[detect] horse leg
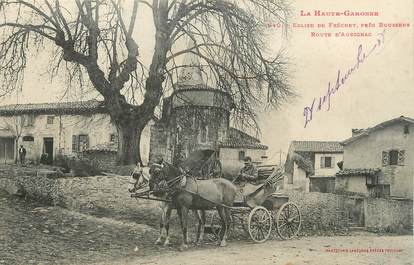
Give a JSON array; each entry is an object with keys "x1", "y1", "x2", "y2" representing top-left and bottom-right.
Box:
[
  {"x1": 178, "y1": 206, "x2": 189, "y2": 250},
  {"x1": 224, "y1": 208, "x2": 232, "y2": 241},
  {"x1": 193, "y1": 210, "x2": 201, "y2": 244},
  {"x1": 155, "y1": 203, "x2": 166, "y2": 245},
  {"x1": 198, "y1": 210, "x2": 206, "y2": 244},
  {"x1": 194, "y1": 210, "x2": 205, "y2": 244},
  {"x1": 217, "y1": 206, "x2": 228, "y2": 247},
  {"x1": 163, "y1": 204, "x2": 173, "y2": 246}
]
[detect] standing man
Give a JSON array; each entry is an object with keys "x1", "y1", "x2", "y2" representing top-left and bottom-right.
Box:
[{"x1": 18, "y1": 145, "x2": 26, "y2": 165}]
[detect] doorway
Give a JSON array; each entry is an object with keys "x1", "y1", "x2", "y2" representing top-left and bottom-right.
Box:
[
  {"x1": 43, "y1": 137, "x2": 54, "y2": 165},
  {"x1": 0, "y1": 137, "x2": 15, "y2": 164},
  {"x1": 346, "y1": 197, "x2": 365, "y2": 227}
]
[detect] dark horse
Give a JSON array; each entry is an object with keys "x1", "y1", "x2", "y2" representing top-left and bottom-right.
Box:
[
  {"x1": 129, "y1": 164, "x2": 205, "y2": 246},
  {"x1": 149, "y1": 161, "x2": 237, "y2": 249}
]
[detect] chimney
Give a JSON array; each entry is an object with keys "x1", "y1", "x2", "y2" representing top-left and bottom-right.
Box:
[{"x1": 352, "y1": 128, "x2": 363, "y2": 137}]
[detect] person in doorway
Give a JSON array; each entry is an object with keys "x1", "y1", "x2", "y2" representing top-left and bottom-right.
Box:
[{"x1": 18, "y1": 145, "x2": 26, "y2": 165}]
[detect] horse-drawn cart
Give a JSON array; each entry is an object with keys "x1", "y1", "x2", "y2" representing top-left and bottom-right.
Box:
[
  {"x1": 130, "y1": 163, "x2": 301, "y2": 244},
  {"x1": 206, "y1": 167, "x2": 301, "y2": 243},
  {"x1": 208, "y1": 192, "x2": 301, "y2": 243}
]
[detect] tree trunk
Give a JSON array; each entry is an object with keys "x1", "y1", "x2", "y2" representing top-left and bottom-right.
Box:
[
  {"x1": 116, "y1": 121, "x2": 143, "y2": 165},
  {"x1": 14, "y1": 137, "x2": 19, "y2": 164}
]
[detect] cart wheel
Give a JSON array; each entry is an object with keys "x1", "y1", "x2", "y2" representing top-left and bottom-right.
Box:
[
  {"x1": 248, "y1": 206, "x2": 272, "y2": 243},
  {"x1": 276, "y1": 202, "x2": 301, "y2": 240}
]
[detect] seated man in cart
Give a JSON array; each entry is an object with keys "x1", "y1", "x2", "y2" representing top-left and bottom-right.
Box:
[
  {"x1": 234, "y1": 156, "x2": 260, "y2": 202},
  {"x1": 238, "y1": 156, "x2": 259, "y2": 183}
]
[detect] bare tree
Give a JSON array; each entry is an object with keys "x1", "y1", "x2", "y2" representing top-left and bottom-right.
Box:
[
  {"x1": 0, "y1": 0, "x2": 293, "y2": 165},
  {"x1": 0, "y1": 116, "x2": 25, "y2": 163}
]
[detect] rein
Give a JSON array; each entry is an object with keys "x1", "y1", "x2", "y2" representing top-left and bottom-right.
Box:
[{"x1": 165, "y1": 175, "x2": 183, "y2": 190}]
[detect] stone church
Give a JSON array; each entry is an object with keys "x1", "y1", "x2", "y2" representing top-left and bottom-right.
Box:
[{"x1": 149, "y1": 50, "x2": 268, "y2": 177}]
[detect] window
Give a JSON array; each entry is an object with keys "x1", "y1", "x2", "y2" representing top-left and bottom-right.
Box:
[
  {"x1": 389, "y1": 150, "x2": 399, "y2": 165},
  {"x1": 22, "y1": 136, "x2": 34, "y2": 141},
  {"x1": 320, "y1": 156, "x2": 334, "y2": 168},
  {"x1": 72, "y1": 135, "x2": 77, "y2": 152},
  {"x1": 238, "y1": 150, "x2": 245, "y2": 161},
  {"x1": 404, "y1": 125, "x2": 410, "y2": 135},
  {"x1": 72, "y1": 134, "x2": 89, "y2": 152},
  {"x1": 47, "y1": 116, "x2": 54, "y2": 124},
  {"x1": 382, "y1": 149, "x2": 405, "y2": 166},
  {"x1": 24, "y1": 114, "x2": 35, "y2": 127},
  {"x1": 200, "y1": 125, "x2": 208, "y2": 143},
  {"x1": 110, "y1": 133, "x2": 117, "y2": 143}
]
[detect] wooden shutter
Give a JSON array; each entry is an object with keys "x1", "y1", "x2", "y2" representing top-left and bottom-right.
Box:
[
  {"x1": 86, "y1": 135, "x2": 89, "y2": 149},
  {"x1": 72, "y1": 135, "x2": 78, "y2": 152},
  {"x1": 320, "y1": 156, "x2": 324, "y2": 168},
  {"x1": 331, "y1": 157, "x2": 335, "y2": 168},
  {"x1": 398, "y1": 150, "x2": 405, "y2": 166},
  {"x1": 78, "y1": 134, "x2": 89, "y2": 152},
  {"x1": 382, "y1": 151, "x2": 389, "y2": 166},
  {"x1": 238, "y1": 151, "x2": 245, "y2": 161}
]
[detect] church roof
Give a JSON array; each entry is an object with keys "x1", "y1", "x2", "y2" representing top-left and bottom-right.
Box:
[
  {"x1": 176, "y1": 40, "x2": 205, "y2": 88},
  {"x1": 219, "y1": 127, "x2": 268, "y2": 150}
]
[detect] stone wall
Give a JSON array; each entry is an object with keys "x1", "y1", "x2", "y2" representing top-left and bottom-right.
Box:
[
  {"x1": 0, "y1": 172, "x2": 158, "y2": 214},
  {"x1": 365, "y1": 197, "x2": 413, "y2": 231},
  {"x1": 309, "y1": 177, "x2": 335, "y2": 193},
  {"x1": 284, "y1": 190, "x2": 412, "y2": 233},
  {"x1": 1, "y1": 174, "x2": 412, "y2": 234},
  {"x1": 285, "y1": 190, "x2": 349, "y2": 233},
  {"x1": 149, "y1": 124, "x2": 171, "y2": 163},
  {"x1": 81, "y1": 151, "x2": 117, "y2": 172}
]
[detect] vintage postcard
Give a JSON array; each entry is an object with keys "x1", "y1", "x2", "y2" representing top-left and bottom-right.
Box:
[{"x1": 0, "y1": 0, "x2": 412, "y2": 264}]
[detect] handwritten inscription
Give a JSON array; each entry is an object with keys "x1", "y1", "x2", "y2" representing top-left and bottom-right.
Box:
[{"x1": 303, "y1": 30, "x2": 386, "y2": 128}]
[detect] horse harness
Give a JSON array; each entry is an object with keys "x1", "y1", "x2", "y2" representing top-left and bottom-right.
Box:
[{"x1": 159, "y1": 173, "x2": 233, "y2": 209}]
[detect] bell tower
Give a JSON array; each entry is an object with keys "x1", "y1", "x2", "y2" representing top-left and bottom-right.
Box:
[{"x1": 169, "y1": 43, "x2": 234, "y2": 158}]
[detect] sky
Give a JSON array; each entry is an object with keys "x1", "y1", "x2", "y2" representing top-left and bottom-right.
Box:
[{"x1": 0, "y1": 0, "x2": 413, "y2": 164}]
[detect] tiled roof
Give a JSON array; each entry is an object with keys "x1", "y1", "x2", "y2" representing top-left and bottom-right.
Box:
[
  {"x1": 219, "y1": 139, "x2": 268, "y2": 150},
  {"x1": 0, "y1": 100, "x2": 106, "y2": 116},
  {"x1": 290, "y1": 141, "x2": 343, "y2": 153},
  {"x1": 219, "y1": 127, "x2": 268, "y2": 150},
  {"x1": 342, "y1": 116, "x2": 414, "y2": 145},
  {"x1": 336, "y1": 168, "x2": 381, "y2": 177}
]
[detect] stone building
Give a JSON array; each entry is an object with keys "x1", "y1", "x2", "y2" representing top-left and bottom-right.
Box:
[
  {"x1": 336, "y1": 116, "x2": 414, "y2": 199},
  {"x1": 284, "y1": 141, "x2": 343, "y2": 192},
  {"x1": 0, "y1": 100, "x2": 151, "y2": 165},
  {"x1": 149, "y1": 50, "x2": 268, "y2": 177}
]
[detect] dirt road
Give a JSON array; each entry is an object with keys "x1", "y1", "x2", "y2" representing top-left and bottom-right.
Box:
[
  {"x1": 111, "y1": 235, "x2": 413, "y2": 265},
  {"x1": 1, "y1": 192, "x2": 412, "y2": 265}
]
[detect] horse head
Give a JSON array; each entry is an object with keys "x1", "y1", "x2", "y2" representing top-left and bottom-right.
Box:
[
  {"x1": 128, "y1": 164, "x2": 151, "y2": 193},
  {"x1": 148, "y1": 160, "x2": 183, "y2": 196}
]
